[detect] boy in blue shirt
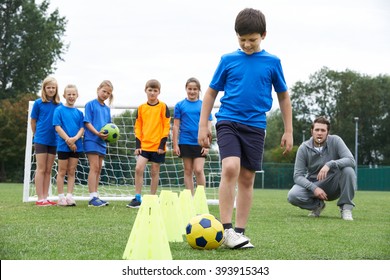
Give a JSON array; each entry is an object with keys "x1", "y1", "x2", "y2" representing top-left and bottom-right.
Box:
[{"x1": 198, "y1": 8, "x2": 293, "y2": 249}]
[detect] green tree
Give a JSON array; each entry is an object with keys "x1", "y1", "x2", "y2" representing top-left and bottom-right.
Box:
[
  {"x1": 0, "y1": 0, "x2": 67, "y2": 181},
  {"x1": 0, "y1": 94, "x2": 36, "y2": 181},
  {"x1": 332, "y1": 73, "x2": 390, "y2": 165},
  {"x1": 290, "y1": 67, "x2": 390, "y2": 165},
  {"x1": 0, "y1": 0, "x2": 67, "y2": 99}
]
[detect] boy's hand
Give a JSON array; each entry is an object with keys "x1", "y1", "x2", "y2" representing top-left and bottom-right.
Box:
[
  {"x1": 201, "y1": 147, "x2": 209, "y2": 156},
  {"x1": 198, "y1": 126, "x2": 212, "y2": 148},
  {"x1": 280, "y1": 132, "x2": 293, "y2": 155}
]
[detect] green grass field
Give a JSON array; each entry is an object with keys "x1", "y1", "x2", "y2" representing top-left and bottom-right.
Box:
[{"x1": 0, "y1": 183, "x2": 389, "y2": 260}]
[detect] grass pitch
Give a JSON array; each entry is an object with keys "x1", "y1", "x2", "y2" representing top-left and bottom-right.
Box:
[{"x1": 0, "y1": 183, "x2": 389, "y2": 260}]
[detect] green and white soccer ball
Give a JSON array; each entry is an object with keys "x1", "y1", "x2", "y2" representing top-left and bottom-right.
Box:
[
  {"x1": 100, "y1": 123, "x2": 120, "y2": 144},
  {"x1": 185, "y1": 213, "x2": 224, "y2": 250}
]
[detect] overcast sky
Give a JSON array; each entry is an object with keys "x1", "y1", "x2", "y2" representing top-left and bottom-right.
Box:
[{"x1": 45, "y1": 0, "x2": 390, "y2": 110}]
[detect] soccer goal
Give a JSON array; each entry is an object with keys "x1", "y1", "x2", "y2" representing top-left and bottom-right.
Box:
[{"x1": 23, "y1": 101, "x2": 221, "y2": 204}]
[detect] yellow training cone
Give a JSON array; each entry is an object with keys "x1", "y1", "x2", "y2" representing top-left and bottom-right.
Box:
[
  {"x1": 194, "y1": 185, "x2": 209, "y2": 215},
  {"x1": 122, "y1": 195, "x2": 172, "y2": 260},
  {"x1": 179, "y1": 189, "x2": 196, "y2": 230},
  {"x1": 159, "y1": 190, "x2": 184, "y2": 242}
]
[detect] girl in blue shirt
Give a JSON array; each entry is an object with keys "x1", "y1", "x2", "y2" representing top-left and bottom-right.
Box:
[
  {"x1": 30, "y1": 76, "x2": 61, "y2": 206},
  {"x1": 53, "y1": 84, "x2": 84, "y2": 206},
  {"x1": 83, "y1": 80, "x2": 113, "y2": 207},
  {"x1": 173, "y1": 78, "x2": 212, "y2": 195}
]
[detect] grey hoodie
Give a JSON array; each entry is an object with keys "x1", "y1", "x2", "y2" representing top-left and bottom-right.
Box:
[{"x1": 293, "y1": 134, "x2": 356, "y2": 192}]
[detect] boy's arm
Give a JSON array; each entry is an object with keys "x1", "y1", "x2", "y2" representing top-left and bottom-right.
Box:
[
  {"x1": 277, "y1": 91, "x2": 293, "y2": 155},
  {"x1": 198, "y1": 87, "x2": 218, "y2": 148},
  {"x1": 134, "y1": 108, "x2": 142, "y2": 149},
  {"x1": 158, "y1": 104, "x2": 171, "y2": 151}
]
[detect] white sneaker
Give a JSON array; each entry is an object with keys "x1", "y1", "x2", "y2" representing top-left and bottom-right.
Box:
[
  {"x1": 341, "y1": 209, "x2": 353, "y2": 221},
  {"x1": 223, "y1": 228, "x2": 249, "y2": 249},
  {"x1": 57, "y1": 197, "x2": 68, "y2": 206},
  {"x1": 66, "y1": 196, "x2": 76, "y2": 206},
  {"x1": 308, "y1": 201, "x2": 326, "y2": 217},
  {"x1": 240, "y1": 241, "x2": 255, "y2": 249}
]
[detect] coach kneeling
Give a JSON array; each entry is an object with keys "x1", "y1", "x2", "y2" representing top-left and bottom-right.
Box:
[{"x1": 287, "y1": 116, "x2": 356, "y2": 221}]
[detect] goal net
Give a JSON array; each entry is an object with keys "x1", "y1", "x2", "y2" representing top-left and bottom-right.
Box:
[{"x1": 23, "y1": 101, "x2": 222, "y2": 203}]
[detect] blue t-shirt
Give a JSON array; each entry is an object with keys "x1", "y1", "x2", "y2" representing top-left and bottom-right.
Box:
[
  {"x1": 53, "y1": 105, "x2": 84, "y2": 152},
  {"x1": 210, "y1": 49, "x2": 288, "y2": 129},
  {"x1": 83, "y1": 99, "x2": 111, "y2": 150},
  {"x1": 30, "y1": 98, "x2": 60, "y2": 146},
  {"x1": 174, "y1": 99, "x2": 212, "y2": 145}
]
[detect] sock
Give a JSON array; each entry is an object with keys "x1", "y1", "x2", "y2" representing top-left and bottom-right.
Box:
[
  {"x1": 235, "y1": 227, "x2": 245, "y2": 235},
  {"x1": 223, "y1": 223, "x2": 233, "y2": 230},
  {"x1": 66, "y1": 193, "x2": 73, "y2": 198},
  {"x1": 90, "y1": 192, "x2": 97, "y2": 199},
  {"x1": 135, "y1": 194, "x2": 142, "y2": 202},
  {"x1": 58, "y1": 193, "x2": 65, "y2": 199}
]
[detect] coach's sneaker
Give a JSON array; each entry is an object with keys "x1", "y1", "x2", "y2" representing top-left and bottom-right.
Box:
[
  {"x1": 88, "y1": 197, "x2": 105, "y2": 207},
  {"x1": 308, "y1": 201, "x2": 326, "y2": 217},
  {"x1": 57, "y1": 197, "x2": 68, "y2": 207},
  {"x1": 341, "y1": 209, "x2": 353, "y2": 221},
  {"x1": 127, "y1": 198, "x2": 141, "y2": 208},
  {"x1": 223, "y1": 228, "x2": 249, "y2": 249}
]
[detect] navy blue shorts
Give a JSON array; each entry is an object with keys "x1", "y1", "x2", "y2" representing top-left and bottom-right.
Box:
[
  {"x1": 216, "y1": 120, "x2": 265, "y2": 171},
  {"x1": 57, "y1": 151, "x2": 82, "y2": 160},
  {"x1": 140, "y1": 150, "x2": 166, "y2": 163},
  {"x1": 179, "y1": 144, "x2": 205, "y2": 158}
]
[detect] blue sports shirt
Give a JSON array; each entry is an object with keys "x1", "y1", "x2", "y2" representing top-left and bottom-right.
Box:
[
  {"x1": 174, "y1": 99, "x2": 213, "y2": 145},
  {"x1": 210, "y1": 49, "x2": 288, "y2": 129},
  {"x1": 83, "y1": 99, "x2": 111, "y2": 150},
  {"x1": 30, "y1": 98, "x2": 60, "y2": 146},
  {"x1": 53, "y1": 105, "x2": 84, "y2": 152}
]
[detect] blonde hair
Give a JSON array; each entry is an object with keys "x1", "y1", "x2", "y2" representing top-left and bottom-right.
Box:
[
  {"x1": 63, "y1": 84, "x2": 78, "y2": 96},
  {"x1": 41, "y1": 76, "x2": 60, "y2": 104},
  {"x1": 98, "y1": 80, "x2": 114, "y2": 105}
]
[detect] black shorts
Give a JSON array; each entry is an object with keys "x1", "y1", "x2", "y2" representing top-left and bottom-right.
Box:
[
  {"x1": 34, "y1": 143, "x2": 57, "y2": 155},
  {"x1": 179, "y1": 144, "x2": 206, "y2": 158},
  {"x1": 57, "y1": 151, "x2": 82, "y2": 160},
  {"x1": 140, "y1": 150, "x2": 166, "y2": 163},
  {"x1": 216, "y1": 120, "x2": 265, "y2": 171}
]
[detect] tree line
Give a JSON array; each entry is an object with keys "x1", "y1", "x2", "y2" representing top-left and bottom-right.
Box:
[{"x1": 1, "y1": 0, "x2": 389, "y2": 182}]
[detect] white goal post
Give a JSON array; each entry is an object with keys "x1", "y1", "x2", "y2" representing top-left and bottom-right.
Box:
[{"x1": 23, "y1": 101, "x2": 222, "y2": 203}]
